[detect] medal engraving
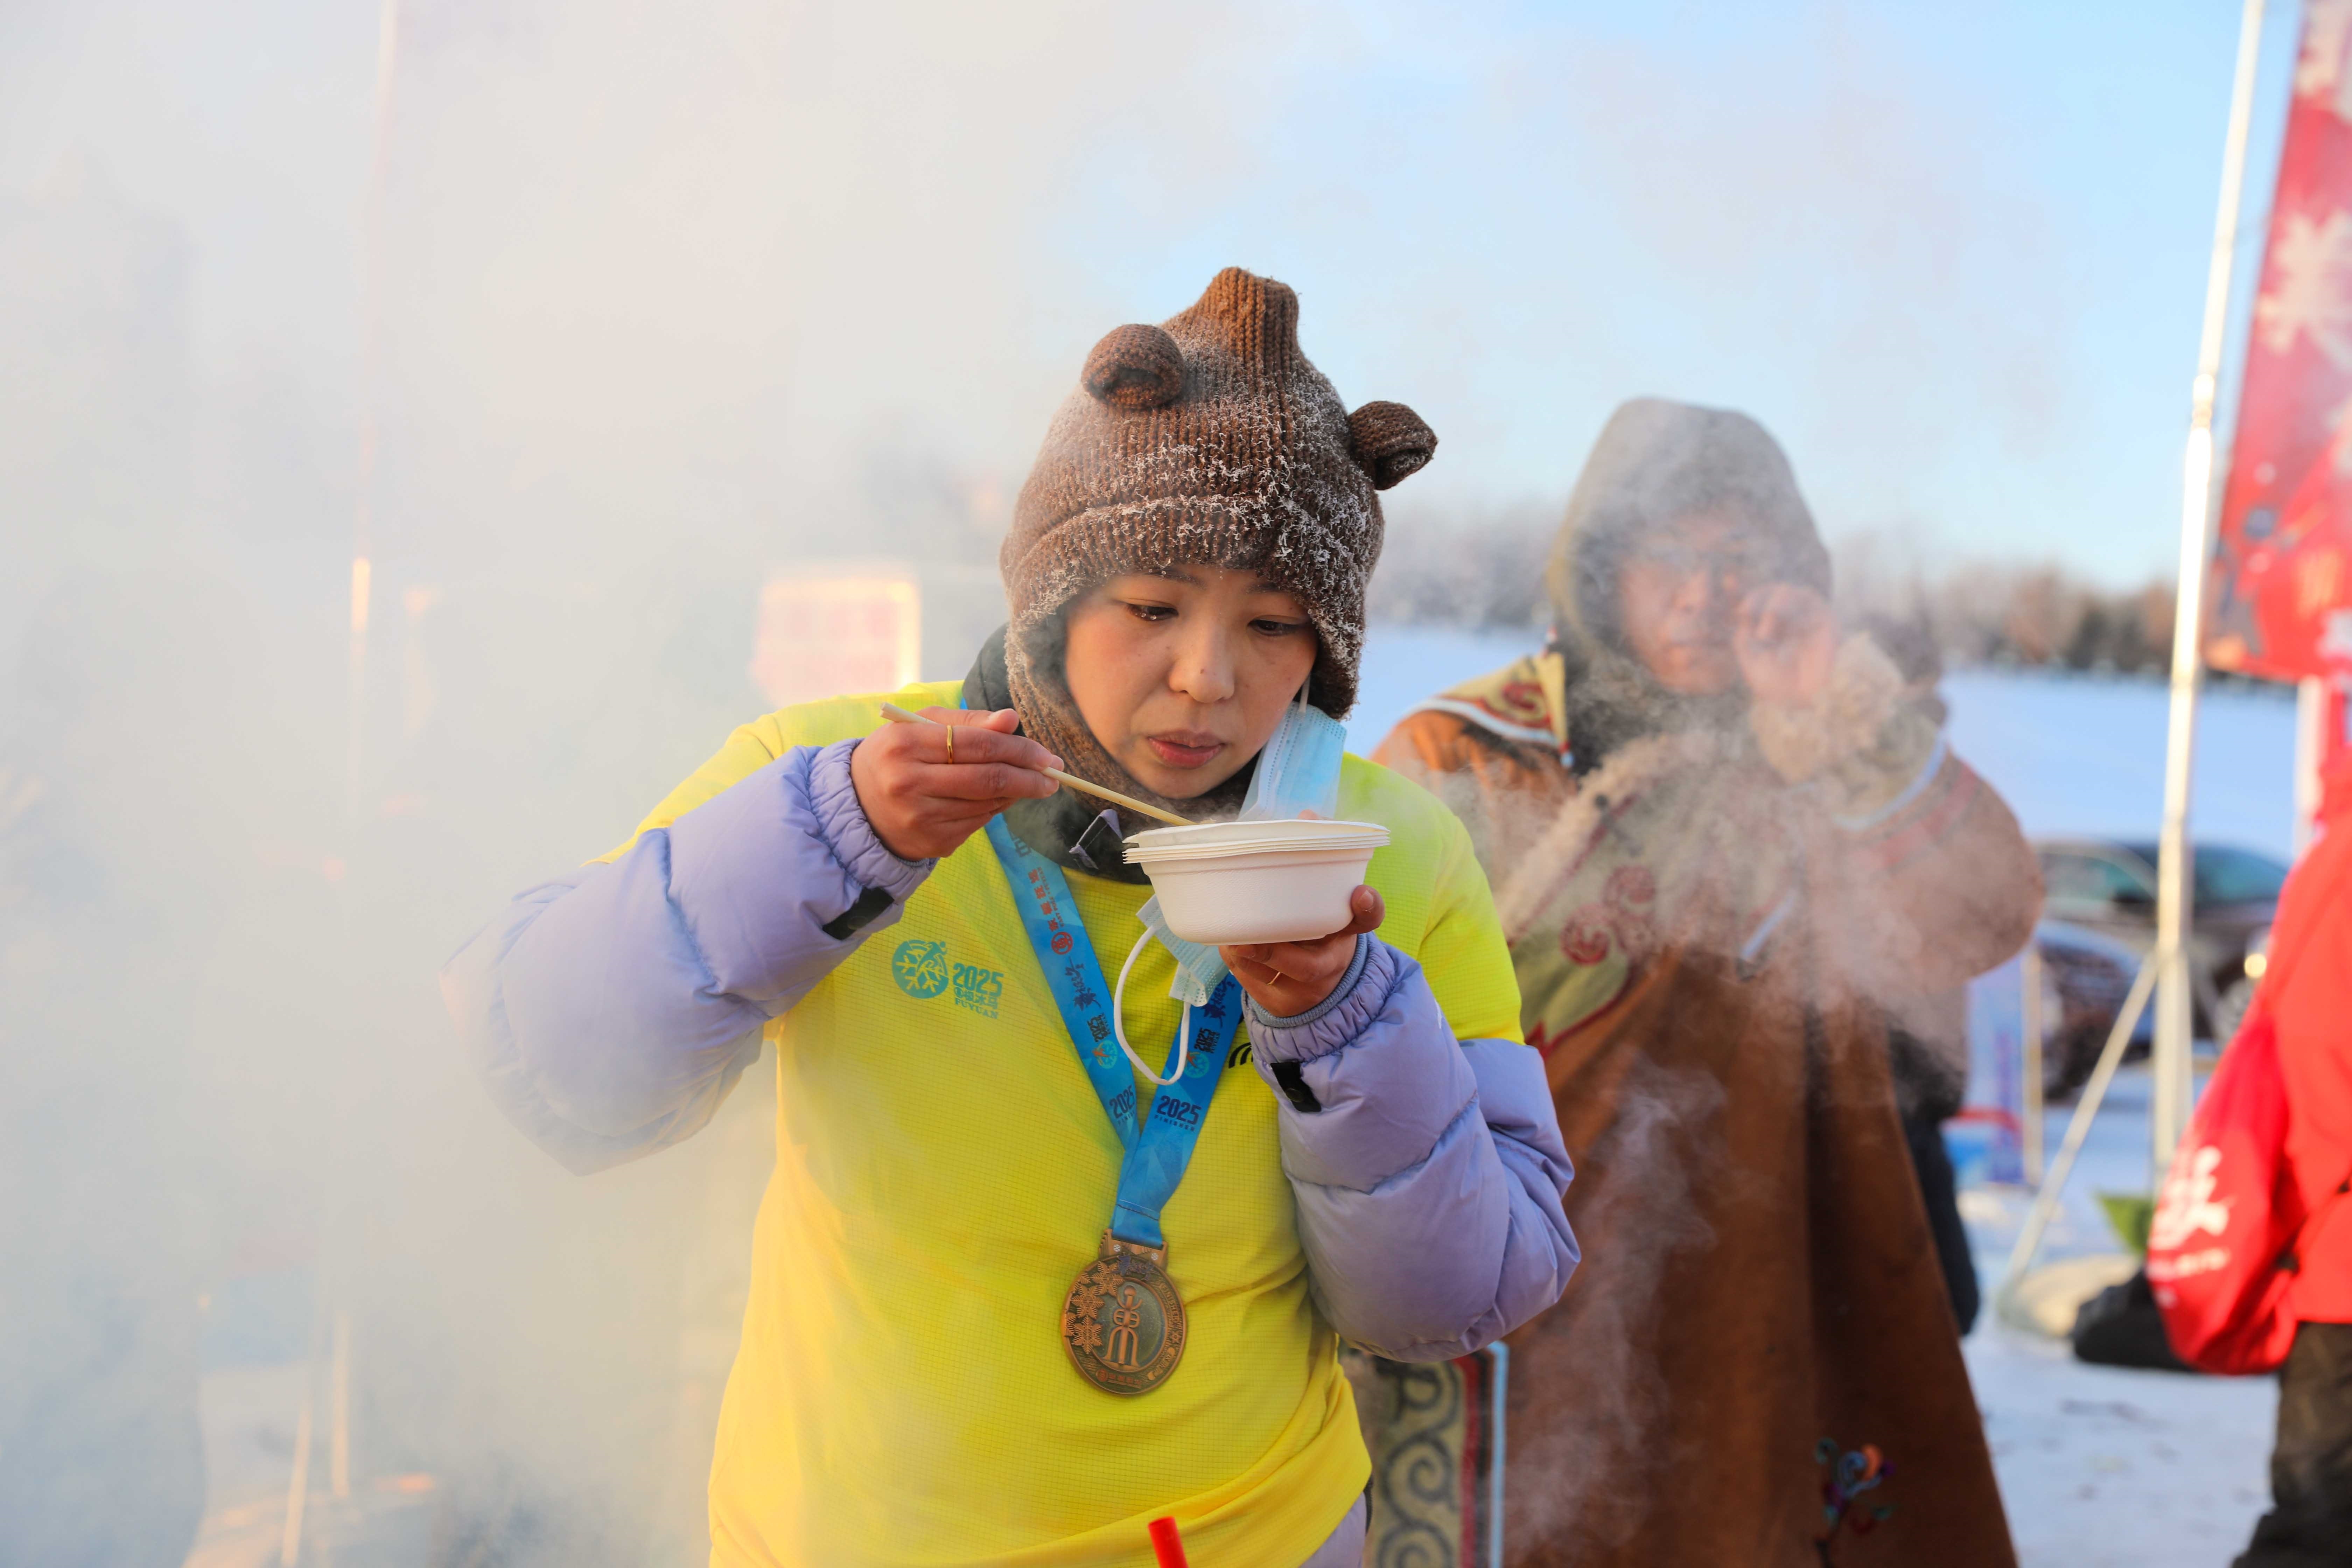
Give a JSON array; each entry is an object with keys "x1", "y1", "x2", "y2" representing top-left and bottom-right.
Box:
[{"x1": 1060, "y1": 1233, "x2": 1186, "y2": 1394}]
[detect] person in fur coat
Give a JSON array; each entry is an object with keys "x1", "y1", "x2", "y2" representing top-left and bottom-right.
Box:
[{"x1": 1372, "y1": 398, "x2": 2042, "y2": 1567}]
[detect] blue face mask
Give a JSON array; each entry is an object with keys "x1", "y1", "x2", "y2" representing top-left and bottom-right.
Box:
[
  {"x1": 1139, "y1": 681, "x2": 1350, "y2": 1003},
  {"x1": 1139, "y1": 894, "x2": 1228, "y2": 1008}
]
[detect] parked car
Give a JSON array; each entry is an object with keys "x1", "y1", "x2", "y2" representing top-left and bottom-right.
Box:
[
  {"x1": 2214, "y1": 924, "x2": 2272, "y2": 1048},
  {"x1": 2032, "y1": 836, "x2": 2287, "y2": 1048},
  {"x1": 2033, "y1": 918, "x2": 2156, "y2": 1100}
]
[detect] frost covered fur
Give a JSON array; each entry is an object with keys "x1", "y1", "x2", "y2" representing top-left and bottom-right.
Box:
[
  {"x1": 1000, "y1": 267, "x2": 1434, "y2": 805},
  {"x1": 1746, "y1": 631, "x2": 1905, "y2": 786}
]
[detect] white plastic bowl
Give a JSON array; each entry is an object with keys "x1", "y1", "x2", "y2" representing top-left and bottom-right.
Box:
[{"x1": 1124, "y1": 819, "x2": 1391, "y2": 946}]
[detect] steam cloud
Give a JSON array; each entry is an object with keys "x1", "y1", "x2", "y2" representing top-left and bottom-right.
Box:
[{"x1": 4, "y1": 1, "x2": 2085, "y2": 1561}]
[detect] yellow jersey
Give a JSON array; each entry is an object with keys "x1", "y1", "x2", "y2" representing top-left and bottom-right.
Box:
[{"x1": 614, "y1": 681, "x2": 1521, "y2": 1567}]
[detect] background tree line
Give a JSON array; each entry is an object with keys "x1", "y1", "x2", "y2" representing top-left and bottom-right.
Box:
[{"x1": 1368, "y1": 502, "x2": 2185, "y2": 677}]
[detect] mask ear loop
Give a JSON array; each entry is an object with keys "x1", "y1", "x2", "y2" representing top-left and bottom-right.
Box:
[{"x1": 1113, "y1": 926, "x2": 1192, "y2": 1086}]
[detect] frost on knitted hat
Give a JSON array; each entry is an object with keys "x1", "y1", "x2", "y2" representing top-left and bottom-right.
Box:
[{"x1": 1000, "y1": 266, "x2": 1435, "y2": 813}]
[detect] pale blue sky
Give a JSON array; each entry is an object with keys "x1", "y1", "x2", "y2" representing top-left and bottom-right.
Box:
[{"x1": 0, "y1": 0, "x2": 2309, "y2": 588}]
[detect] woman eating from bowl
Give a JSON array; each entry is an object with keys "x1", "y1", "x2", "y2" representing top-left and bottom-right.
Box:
[{"x1": 441, "y1": 268, "x2": 1576, "y2": 1568}]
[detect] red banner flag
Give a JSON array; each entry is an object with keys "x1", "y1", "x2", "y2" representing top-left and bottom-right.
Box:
[{"x1": 2210, "y1": 1, "x2": 2352, "y2": 682}]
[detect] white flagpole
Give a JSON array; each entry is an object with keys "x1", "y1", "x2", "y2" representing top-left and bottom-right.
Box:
[{"x1": 2154, "y1": 0, "x2": 2268, "y2": 1171}]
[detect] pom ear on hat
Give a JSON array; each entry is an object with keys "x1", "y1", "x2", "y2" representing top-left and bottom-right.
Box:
[
  {"x1": 1082, "y1": 324, "x2": 1186, "y2": 410},
  {"x1": 1347, "y1": 400, "x2": 1437, "y2": 489}
]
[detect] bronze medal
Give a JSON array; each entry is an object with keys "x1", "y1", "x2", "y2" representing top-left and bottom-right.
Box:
[{"x1": 1059, "y1": 1232, "x2": 1187, "y2": 1395}]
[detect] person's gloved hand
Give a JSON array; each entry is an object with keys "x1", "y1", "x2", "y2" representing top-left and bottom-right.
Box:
[
  {"x1": 1746, "y1": 626, "x2": 1912, "y2": 789},
  {"x1": 1221, "y1": 886, "x2": 1386, "y2": 1017}
]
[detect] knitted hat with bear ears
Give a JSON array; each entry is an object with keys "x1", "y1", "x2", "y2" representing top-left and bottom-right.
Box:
[{"x1": 1000, "y1": 266, "x2": 1436, "y2": 817}]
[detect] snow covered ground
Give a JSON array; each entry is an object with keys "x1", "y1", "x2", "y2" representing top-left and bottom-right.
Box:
[
  {"x1": 1965, "y1": 1314, "x2": 2275, "y2": 1568},
  {"x1": 1942, "y1": 668, "x2": 2298, "y2": 862},
  {"x1": 1962, "y1": 1064, "x2": 2278, "y2": 1567},
  {"x1": 1352, "y1": 625, "x2": 2296, "y2": 1565}
]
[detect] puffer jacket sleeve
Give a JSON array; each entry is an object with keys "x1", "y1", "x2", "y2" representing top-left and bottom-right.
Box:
[
  {"x1": 1246, "y1": 937, "x2": 1577, "y2": 1361},
  {"x1": 440, "y1": 737, "x2": 932, "y2": 1175}
]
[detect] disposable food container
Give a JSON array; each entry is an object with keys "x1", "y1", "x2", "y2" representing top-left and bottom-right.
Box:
[{"x1": 1123, "y1": 818, "x2": 1391, "y2": 946}]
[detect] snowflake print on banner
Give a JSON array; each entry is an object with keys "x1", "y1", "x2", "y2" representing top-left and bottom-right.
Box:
[
  {"x1": 2258, "y1": 209, "x2": 2352, "y2": 371},
  {"x1": 2302, "y1": 0, "x2": 2352, "y2": 118},
  {"x1": 2211, "y1": 0, "x2": 2352, "y2": 684}
]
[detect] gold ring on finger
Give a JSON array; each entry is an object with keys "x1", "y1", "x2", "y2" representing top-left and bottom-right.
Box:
[{"x1": 944, "y1": 725, "x2": 954, "y2": 763}]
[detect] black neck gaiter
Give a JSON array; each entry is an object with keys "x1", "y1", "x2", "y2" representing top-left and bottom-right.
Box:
[{"x1": 960, "y1": 627, "x2": 1256, "y2": 885}]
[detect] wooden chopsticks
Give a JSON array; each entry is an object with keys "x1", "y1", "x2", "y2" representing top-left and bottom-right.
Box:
[{"x1": 876, "y1": 702, "x2": 1194, "y2": 827}]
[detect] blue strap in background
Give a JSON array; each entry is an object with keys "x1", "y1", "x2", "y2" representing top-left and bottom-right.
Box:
[{"x1": 982, "y1": 816, "x2": 1240, "y2": 1251}]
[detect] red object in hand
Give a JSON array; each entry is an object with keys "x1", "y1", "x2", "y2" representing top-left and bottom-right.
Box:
[{"x1": 1148, "y1": 1516, "x2": 1188, "y2": 1568}]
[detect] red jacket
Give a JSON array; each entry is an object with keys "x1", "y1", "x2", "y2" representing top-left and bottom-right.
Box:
[{"x1": 2270, "y1": 819, "x2": 2352, "y2": 1322}]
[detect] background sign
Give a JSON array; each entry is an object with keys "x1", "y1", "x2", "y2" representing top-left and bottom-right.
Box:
[
  {"x1": 2210, "y1": 0, "x2": 2352, "y2": 687},
  {"x1": 749, "y1": 572, "x2": 921, "y2": 709}
]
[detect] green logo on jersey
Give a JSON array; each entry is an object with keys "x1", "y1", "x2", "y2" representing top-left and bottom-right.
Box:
[
  {"x1": 951, "y1": 961, "x2": 1003, "y2": 1017},
  {"x1": 891, "y1": 939, "x2": 950, "y2": 999}
]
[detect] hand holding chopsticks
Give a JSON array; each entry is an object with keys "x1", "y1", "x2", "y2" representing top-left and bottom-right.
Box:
[
  {"x1": 876, "y1": 702, "x2": 1192, "y2": 826},
  {"x1": 844, "y1": 704, "x2": 1060, "y2": 861}
]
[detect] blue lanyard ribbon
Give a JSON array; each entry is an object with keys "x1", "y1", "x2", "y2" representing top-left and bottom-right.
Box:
[{"x1": 983, "y1": 816, "x2": 1239, "y2": 1251}]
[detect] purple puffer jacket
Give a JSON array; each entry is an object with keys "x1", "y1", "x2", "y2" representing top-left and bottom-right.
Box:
[{"x1": 441, "y1": 738, "x2": 1576, "y2": 1362}]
